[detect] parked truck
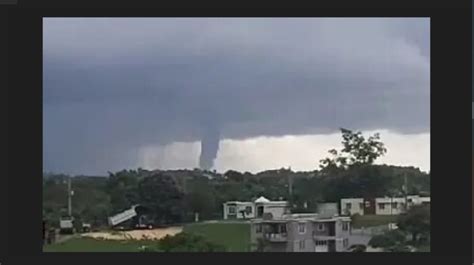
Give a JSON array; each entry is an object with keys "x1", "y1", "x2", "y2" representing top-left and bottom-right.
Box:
[
  {"x1": 108, "y1": 204, "x2": 153, "y2": 230},
  {"x1": 59, "y1": 216, "x2": 74, "y2": 234}
]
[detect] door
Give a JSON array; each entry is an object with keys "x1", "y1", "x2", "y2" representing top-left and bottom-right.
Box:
[
  {"x1": 257, "y1": 206, "x2": 264, "y2": 218},
  {"x1": 328, "y1": 222, "x2": 336, "y2": 236},
  {"x1": 363, "y1": 198, "x2": 376, "y2": 215},
  {"x1": 315, "y1": 240, "x2": 328, "y2": 252},
  {"x1": 328, "y1": 240, "x2": 337, "y2": 252}
]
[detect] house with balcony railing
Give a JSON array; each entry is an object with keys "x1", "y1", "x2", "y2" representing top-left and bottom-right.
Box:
[{"x1": 250, "y1": 213, "x2": 351, "y2": 252}]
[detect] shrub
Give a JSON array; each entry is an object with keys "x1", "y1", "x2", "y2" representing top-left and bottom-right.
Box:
[
  {"x1": 369, "y1": 229, "x2": 406, "y2": 249},
  {"x1": 144, "y1": 232, "x2": 227, "y2": 252}
]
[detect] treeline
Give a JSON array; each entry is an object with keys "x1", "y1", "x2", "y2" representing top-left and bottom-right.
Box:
[{"x1": 42, "y1": 129, "x2": 430, "y2": 227}]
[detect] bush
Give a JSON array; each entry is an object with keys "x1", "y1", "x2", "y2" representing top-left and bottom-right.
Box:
[
  {"x1": 348, "y1": 244, "x2": 366, "y2": 252},
  {"x1": 138, "y1": 245, "x2": 162, "y2": 252},
  {"x1": 369, "y1": 229, "x2": 406, "y2": 249},
  {"x1": 143, "y1": 232, "x2": 227, "y2": 252},
  {"x1": 397, "y1": 204, "x2": 430, "y2": 243},
  {"x1": 386, "y1": 244, "x2": 412, "y2": 252}
]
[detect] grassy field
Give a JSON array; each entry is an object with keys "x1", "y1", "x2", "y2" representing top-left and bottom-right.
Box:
[
  {"x1": 184, "y1": 222, "x2": 250, "y2": 252},
  {"x1": 351, "y1": 214, "x2": 398, "y2": 228},
  {"x1": 43, "y1": 237, "x2": 158, "y2": 252},
  {"x1": 416, "y1": 244, "x2": 430, "y2": 252},
  {"x1": 44, "y1": 222, "x2": 250, "y2": 252}
]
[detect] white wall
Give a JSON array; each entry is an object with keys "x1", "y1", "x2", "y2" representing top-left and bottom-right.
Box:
[
  {"x1": 340, "y1": 198, "x2": 364, "y2": 216},
  {"x1": 223, "y1": 203, "x2": 255, "y2": 219},
  {"x1": 375, "y1": 198, "x2": 406, "y2": 215},
  {"x1": 317, "y1": 203, "x2": 338, "y2": 217},
  {"x1": 263, "y1": 205, "x2": 288, "y2": 219}
]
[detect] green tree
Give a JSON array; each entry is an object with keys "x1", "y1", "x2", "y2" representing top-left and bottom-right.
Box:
[
  {"x1": 106, "y1": 170, "x2": 141, "y2": 213},
  {"x1": 369, "y1": 229, "x2": 407, "y2": 249},
  {"x1": 185, "y1": 178, "x2": 216, "y2": 221},
  {"x1": 319, "y1": 128, "x2": 387, "y2": 172},
  {"x1": 224, "y1": 170, "x2": 244, "y2": 182},
  {"x1": 397, "y1": 204, "x2": 430, "y2": 242},
  {"x1": 138, "y1": 173, "x2": 185, "y2": 225},
  {"x1": 317, "y1": 129, "x2": 391, "y2": 202}
]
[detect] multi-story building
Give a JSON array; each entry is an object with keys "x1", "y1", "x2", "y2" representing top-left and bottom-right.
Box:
[{"x1": 250, "y1": 213, "x2": 351, "y2": 252}]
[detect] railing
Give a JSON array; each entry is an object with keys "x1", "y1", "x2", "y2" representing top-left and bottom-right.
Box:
[
  {"x1": 264, "y1": 233, "x2": 288, "y2": 242},
  {"x1": 313, "y1": 231, "x2": 336, "y2": 240}
]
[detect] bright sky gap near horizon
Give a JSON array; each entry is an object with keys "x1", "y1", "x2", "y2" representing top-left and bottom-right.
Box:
[{"x1": 43, "y1": 18, "x2": 430, "y2": 175}]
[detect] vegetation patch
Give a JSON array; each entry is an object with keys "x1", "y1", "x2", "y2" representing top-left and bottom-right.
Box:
[
  {"x1": 184, "y1": 223, "x2": 250, "y2": 252},
  {"x1": 351, "y1": 214, "x2": 398, "y2": 228}
]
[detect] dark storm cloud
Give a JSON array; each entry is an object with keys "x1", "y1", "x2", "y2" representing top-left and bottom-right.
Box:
[{"x1": 43, "y1": 18, "x2": 430, "y2": 174}]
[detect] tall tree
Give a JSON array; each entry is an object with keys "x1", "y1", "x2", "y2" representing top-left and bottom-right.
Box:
[
  {"x1": 138, "y1": 173, "x2": 185, "y2": 224},
  {"x1": 185, "y1": 178, "x2": 216, "y2": 220},
  {"x1": 224, "y1": 170, "x2": 244, "y2": 182},
  {"x1": 106, "y1": 170, "x2": 141, "y2": 212},
  {"x1": 397, "y1": 204, "x2": 430, "y2": 242},
  {"x1": 319, "y1": 128, "x2": 387, "y2": 173}
]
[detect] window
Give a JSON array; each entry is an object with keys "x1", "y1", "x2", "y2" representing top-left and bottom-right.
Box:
[
  {"x1": 317, "y1": 223, "x2": 325, "y2": 231},
  {"x1": 298, "y1": 223, "x2": 306, "y2": 234},
  {"x1": 343, "y1": 238, "x2": 349, "y2": 248},
  {"x1": 280, "y1": 224, "x2": 287, "y2": 233},
  {"x1": 359, "y1": 203, "x2": 364, "y2": 209},
  {"x1": 299, "y1": 240, "x2": 305, "y2": 250},
  {"x1": 342, "y1": 222, "x2": 349, "y2": 231},
  {"x1": 346, "y1": 203, "x2": 352, "y2": 210},
  {"x1": 245, "y1": 206, "x2": 252, "y2": 214},
  {"x1": 316, "y1": 240, "x2": 327, "y2": 246},
  {"x1": 391, "y1": 202, "x2": 398, "y2": 209},
  {"x1": 256, "y1": 224, "x2": 262, "y2": 233},
  {"x1": 228, "y1": 206, "x2": 236, "y2": 214},
  {"x1": 378, "y1": 203, "x2": 385, "y2": 210}
]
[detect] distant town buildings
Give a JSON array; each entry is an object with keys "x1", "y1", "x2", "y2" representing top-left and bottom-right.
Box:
[
  {"x1": 341, "y1": 195, "x2": 430, "y2": 216},
  {"x1": 222, "y1": 194, "x2": 429, "y2": 252}
]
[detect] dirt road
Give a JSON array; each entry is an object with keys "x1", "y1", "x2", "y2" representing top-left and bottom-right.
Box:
[{"x1": 81, "y1": 227, "x2": 183, "y2": 241}]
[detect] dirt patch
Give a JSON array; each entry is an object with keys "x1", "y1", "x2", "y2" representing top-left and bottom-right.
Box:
[{"x1": 82, "y1": 227, "x2": 183, "y2": 241}]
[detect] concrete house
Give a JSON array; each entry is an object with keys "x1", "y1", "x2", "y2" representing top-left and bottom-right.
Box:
[
  {"x1": 340, "y1": 198, "x2": 365, "y2": 216},
  {"x1": 250, "y1": 213, "x2": 351, "y2": 252},
  {"x1": 316, "y1": 203, "x2": 339, "y2": 217},
  {"x1": 222, "y1": 201, "x2": 255, "y2": 219},
  {"x1": 341, "y1": 195, "x2": 431, "y2": 216},
  {"x1": 223, "y1": 196, "x2": 290, "y2": 220},
  {"x1": 375, "y1": 197, "x2": 407, "y2": 215}
]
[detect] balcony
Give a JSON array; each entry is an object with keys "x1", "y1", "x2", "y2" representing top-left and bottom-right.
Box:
[
  {"x1": 264, "y1": 233, "x2": 288, "y2": 242},
  {"x1": 313, "y1": 231, "x2": 336, "y2": 240}
]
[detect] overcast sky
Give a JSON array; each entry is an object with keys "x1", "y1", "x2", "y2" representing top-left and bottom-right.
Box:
[{"x1": 43, "y1": 18, "x2": 430, "y2": 175}]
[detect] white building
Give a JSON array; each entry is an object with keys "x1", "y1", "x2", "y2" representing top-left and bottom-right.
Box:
[
  {"x1": 223, "y1": 196, "x2": 290, "y2": 220},
  {"x1": 340, "y1": 195, "x2": 430, "y2": 216},
  {"x1": 316, "y1": 203, "x2": 339, "y2": 217},
  {"x1": 222, "y1": 201, "x2": 255, "y2": 219},
  {"x1": 374, "y1": 197, "x2": 406, "y2": 215},
  {"x1": 340, "y1": 198, "x2": 364, "y2": 216}
]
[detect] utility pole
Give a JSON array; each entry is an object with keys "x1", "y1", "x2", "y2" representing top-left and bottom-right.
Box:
[
  {"x1": 287, "y1": 166, "x2": 293, "y2": 198},
  {"x1": 403, "y1": 173, "x2": 408, "y2": 212},
  {"x1": 390, "y1": 195, "x2": 393, "y2": 216},
  {"x1": 67, "y1": 176, "x2": 73, "y2": 217}
]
